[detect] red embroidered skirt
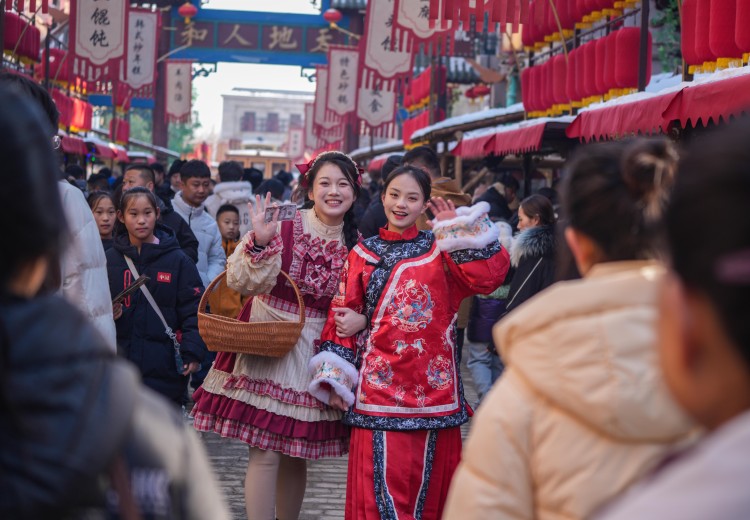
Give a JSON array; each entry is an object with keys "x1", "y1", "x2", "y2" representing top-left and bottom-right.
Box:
[{"x1": 346, "y1": 426, "x2": 462, "y2": 520}]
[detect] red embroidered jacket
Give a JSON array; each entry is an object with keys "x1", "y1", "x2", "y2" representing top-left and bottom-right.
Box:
[{"x1": 309, "y1": 203, "x2": 510, "y2": 431}]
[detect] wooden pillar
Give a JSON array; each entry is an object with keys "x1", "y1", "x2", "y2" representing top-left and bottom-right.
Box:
[{"x1": 454, "y1": 131, "x2": 463, "y2": 185}]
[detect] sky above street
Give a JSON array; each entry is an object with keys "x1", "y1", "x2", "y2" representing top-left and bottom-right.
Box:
[{"x1": 193, "y1": 0, "x2": 320, "y2": 139}]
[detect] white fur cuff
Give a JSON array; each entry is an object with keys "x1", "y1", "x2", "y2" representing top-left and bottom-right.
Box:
[
  {"x1": 432, "y1": 201, "x2": 498, "y2": 252},
  {"x1": 308, "y1": 351, "x2": 359, "y2": 408}
]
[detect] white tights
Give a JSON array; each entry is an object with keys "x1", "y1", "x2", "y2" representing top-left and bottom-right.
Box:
[{"x1": 244, "y1": 447, "x2": 307, "y2": 520}]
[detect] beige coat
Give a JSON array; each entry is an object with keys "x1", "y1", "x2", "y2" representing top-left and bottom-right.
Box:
[{"x1": 444, "y1": 261, "x2": 694, "y2": 520}]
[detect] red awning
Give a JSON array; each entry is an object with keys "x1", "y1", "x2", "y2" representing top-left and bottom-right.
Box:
[
  {"x1": 60, "y1": 135, "x2": 88, "y2": 156},
  {"x1": 566, "y1": 91, "x2": 680, "y2": 142},
  {"x1": 453, "y1": 132, "x2": 496, "y2": 158},
  {"x1": 89, "y1": 143, "x2": 116, "y2": 159},
  {"x1": 493, "y1": 120, "x2": 548, "y2": 156},
  {"x1": 663, "y1": 72, "x2": 750, "y2": 127},
  {"x1": 368, "y1": 154, "x2": 388, "y2": 172},
  {"x1": 112, "y1": 146, "x2": 130, "y2": 163}
]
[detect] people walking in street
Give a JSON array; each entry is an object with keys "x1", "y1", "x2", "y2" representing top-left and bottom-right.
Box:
[
  {"x1": 0, "y1": 70, "x2": 116, "y2": 351},
  {"x1": 309, "y1": 165, "x2": 510, "y2": 520},
  {"x1": 87, "y1": 191, "x2": 116, "y2": 251},
  {"x1": 207, "y1": 204, "x2": 250, "y2": 319},
  {"x1": 191, "y1": 151, "x2": 363, "y2": 520},
  {"x1": 121, "y1": 163, "x2": 200, "y2": 263},
  {"x1": 0, "y1": 84, "x2": 229, "y2": 520},
  {"x1": 107, "y1": 187, "x2": 207, "y2": 406},
  {"x1": 443, "y1": 139, "x2": 692, "y2": 520},
  {"x1": 205, "y1": 160, "x2": 255, "y2": 236},
  {"x1": 594, "y1": 122, "x2": 750, "y2": 520}
]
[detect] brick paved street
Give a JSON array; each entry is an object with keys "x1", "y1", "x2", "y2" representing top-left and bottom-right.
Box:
[{"x1": 198, "y1": 346, "x2": 482, "y2": 520}]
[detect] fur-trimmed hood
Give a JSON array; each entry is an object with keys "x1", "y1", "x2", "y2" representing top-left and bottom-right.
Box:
[{"x1": 511, "y1": 224, "x2": 555, "y2": 266}]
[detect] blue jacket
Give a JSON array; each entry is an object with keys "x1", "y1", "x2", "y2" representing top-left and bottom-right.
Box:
[{"x1": 106, "y1": 224, "x2": 207, "y2": 403}]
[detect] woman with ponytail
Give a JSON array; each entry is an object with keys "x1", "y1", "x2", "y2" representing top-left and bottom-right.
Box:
[
  {"x1": 444, "y1": 139, "x2": 695, "y2": 520},
  {"x1": 191, "y1": 151, "x2": 364, "y2": 520}
]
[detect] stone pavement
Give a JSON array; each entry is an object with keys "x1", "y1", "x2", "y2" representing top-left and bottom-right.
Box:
[{"x1": 198, "y1": 344, "x2": 483, "y2": 520}]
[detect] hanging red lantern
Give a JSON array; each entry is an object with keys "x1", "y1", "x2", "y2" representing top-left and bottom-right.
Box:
[
  {"x1": 323, "y1": 8, "x2": 343, "y2": 25},
  {"x1": 542, "y1": 60, "x2": 554, "y2": 112},
  {"x1": 178, "y1": 1, "x2": 198, "y2": 24},
  {"x1": 566, "y1": 47, "x2": 581, "y2": 106},
  {"x1": 531, "y1": 65, "x2": 544, "y2": 113},
  {"x1": 521, "y1": 66, "x2": 532, "y2": 112},
  {"x1": 694, "y1": 0, "x2": 715, "y2": 70},
  {"x1": 473, "y1": 84, "x2": 491, "y2": 98},
  {"x1": 551, "y1": 54, "x2": 568, "y2": 107},
  {"x1": 523, "y1": 0, "x2": 538, "y2": 49},
  {"x1": 615, "y1": 28, "x2": 652, "y2": 89},
  {"x1": 594, "y1": 37, "x2": 608, "y2": 96},
  {"x1": 465, "y1": 86, "x2": 478, "y2": 100},
  {"x1": 681, "y1": 0, "x2": 701, "y2": 73},
  {"x1": 737, "y1": 0, "x2": 750, "y2": 62},
  {"x1": 557, "y1": 0, "x2": 576, "y2": 35},
  {"x1": 582, "y1": 41, "x2": 598, "y2": 101},
  {"x1": 709, "y1": 0, "x2": 742, "y2": 67}
]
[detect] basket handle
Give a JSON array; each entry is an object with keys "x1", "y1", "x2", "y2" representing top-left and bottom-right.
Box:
[{"x1": 199, "y1": 269, "x2": 306, "y2": 325}]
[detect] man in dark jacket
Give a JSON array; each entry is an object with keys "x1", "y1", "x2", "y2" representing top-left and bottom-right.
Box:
[{"x1": 120, "y1": 164, "x2": 200, "y2": 263}]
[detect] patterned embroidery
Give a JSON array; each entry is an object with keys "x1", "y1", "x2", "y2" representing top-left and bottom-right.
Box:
[
  {"x1": 319, "y1": 340, "x2": 357, "y2": 365},
  {"x1": 313, "y1": 361, "x2": 352, "y2": 389},
  {"x1": 393, "y1": 338, "x2": 426, "y2": 358},
  {"x1": 363, "y1": 355, "x2": 394, "y2": 389},
  {"x1": 434, "y1": 213, "x2": 494, "y2": 243},
  {"x1": 343, "y1": 408, "x2": 469, "y2": 431},
  {"x1": 392, "y1": 385, "x2": 407, "y2": 407},
  {"x1": 388, "y1": 279, "x2": 434, "y2": 332},
  {"x1": 426, "y1": 356, "x2": 453, "y2": 390},
  {"x1": 414, "y1": 431, "x2": 438, "y2": 520},
  {"x1": 449, "y1": 240, "x2": 503, "y2": 265},
  {"x1": 288, "y1": 214, "x2": 347, "y2": 299},
  {"x1": 414, "y1": 384, "x2": 432, "y2": 408},
  {"x1": 373, "y1": 431, "x2": 398, "y2": 519}
]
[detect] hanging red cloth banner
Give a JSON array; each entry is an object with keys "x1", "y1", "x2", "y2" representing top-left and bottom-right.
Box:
[
  {"x1": 361, "y1": 0, "x2": 413, "y2": 83},
  {"x1": 326, "y1": 45, "x2": 359, "y2": 117},
  {"x1": 121, "y1": 8, "x2": 161, "y2": 99},
  {"x1": 68, "y1": 0, "x2": 128, "y2": 83},
  {"x1": 110, "y1": 117, "x2": 130, "y2": 146},
  {"x1": 356, "y1": 69, "x2": 397, "y2": 134},
  {"x1": 313, "y1": 66, "x2": 341, "y2": 133},
  {"x1": 393, "y1": 0, "x2": 452, "y2": 52},
  {"x1": 5, "y1": 0, "x2": 50, "y2": 13},
  {"x1": 304, "y1": 103, "x2": 316, "y2": 155},
  {"x1": 165, "y1": 60, "x2": 192, "y2": 124}
]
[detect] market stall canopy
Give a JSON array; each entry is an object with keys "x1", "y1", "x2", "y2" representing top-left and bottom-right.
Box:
[
  {"x1": 60, "y1": 134, "x2": 88, "y2": 156},
  {"x1": 492, "y1": 117, "x2": 575, "y2": 156},
  {"x1": 663, "y1": 68, "x2": 750, "y2": 127},
  {"x1": 452, "y1": 127, "x2": 497, "y2": 158}
]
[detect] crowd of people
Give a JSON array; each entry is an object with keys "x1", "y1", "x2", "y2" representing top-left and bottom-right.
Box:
[{"x1": 1, "y1": 67, "x2": 749, "y2": 520}]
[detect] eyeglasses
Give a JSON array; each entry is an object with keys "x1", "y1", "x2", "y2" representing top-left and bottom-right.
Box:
[{"x1": 52, "y1": 135, "x2": 62, "y2": 150}]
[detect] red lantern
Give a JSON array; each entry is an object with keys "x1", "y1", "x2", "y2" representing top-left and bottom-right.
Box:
[
  {"x1": 178, "y1": 1, "x2": 198, "y2": 24},
  {"x1": 737, "y1": 0, "x2": 750, "y2": 61},
  {"x1": 581, "y1": 41, "x2": 598, "y2": 100},
  {"x1": 473, "y1": 84, "x2": 491, "y2": 98},
  {"x1": 465, "y1": 86, "x2": 478, "y2": 100},
  {"x1": 531, "y1": 65, "x2": 543, "y2": 112},
  {"x1": 557, "y1": 0, "x2": 576, "y2": 33},
  {"x1": 541, "y1": 60, "x2": 554, "y2": 111},
  {"x1": 594, "y1": 37, "x2": 608, "y2": 95},
  {"x1": 615, "y1": 28, "x2": 652, "y2": 89},
  {"x1": 709, "y1": 0, "x2": 742, "y2": 65},
  {"x1": 523, "y1": 0, "x2": 538, "y2": 48},
  {"x1": 521, "y1": 66, "x2": 532, "y2": 111},
  {"x1": 694, "y1": 0, "x2": 715, "y2": 67},
  {"x1": 551, "y1": 54, "x2": 568, "y2": 106},
  {"x1": 681, "y1": 0, "x2": 701, "y2": 71},
  {"x1": 566, "y1": 47, "x2": 581, "y2": 105},
  {"x1": 323, "y1": 8, "x2": 343, "y2": 24}
]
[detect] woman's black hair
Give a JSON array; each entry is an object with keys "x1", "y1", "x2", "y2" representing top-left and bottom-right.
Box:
[
  {"x1": 520, "y1": 194, "x2": 556, "y2": 226},
  {"x1": 300, "y1": 151, "x2": 362, "y2": 250},
  {"x1": 87, "y1": 190, "x2": 115, "y2": 211},
  {"x1": 382, "y1": 164, "x2": 432, "y2": 202},
  {"x1": 561, "y1": 138, "x2": 677, "y2": 262},
  {"x1": 0, "y1": 85, "x2": 67, "y2": 295},
  {"x1": 119, "y1": 186, "x2": 159, "y2": 214},
  {"x1": 667, "y1": 121, "x2": 750, "y2": 368}
]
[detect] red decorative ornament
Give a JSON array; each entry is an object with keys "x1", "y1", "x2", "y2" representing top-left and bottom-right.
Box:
[
  {"x1": 178, "y1": 1, "x2": 198, "y2": 24},
  {"x1": 615, "y1": 28, "x2": 652, "y2": 89},
  {"x1": 694, "y1": 0, "x2": 715, "y2": 66},
  {"x1": 473, "y1": 84, "x2": 491, "y2": 98},
  {"x1": 594, "y1": 37, "x2": 608, "y2": 95},
  {"x1": 551, "y1": 54, "x2": 568, "y2": 107},
  {"x1": 681, "y1": 0, "x2": 701, "y2": 71},
  {"x1": 323, "y1": 8, "x2": 343, "y2": 24},
  {"x1": 737, "y1": 0, "x2": 750, "y2": 60},
  {"x1": 709, "y1": 0, "x2": 742, "y2": 64},
  {"x1": 582, "y1": 40, "x2": 598, "y2": 99},
  {"x1": 566, "y1": 47, "x2": 581, "y2": 105}
]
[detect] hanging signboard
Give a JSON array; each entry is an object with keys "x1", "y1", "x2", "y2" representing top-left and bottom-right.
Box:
[
  {"x1": 313, "y1": 66, "x2": 339, "y2": 131},
  {"x1": 361, "y1": 0, "x2": 413, "y2": 82},
  {"x1": 123, "y1": 8, "x2": 160, "y2": 93},
  {"x1": 69, "y1": 0, "x2": 128, "y2": 82},
  {"x1": 165, "y1": 60, "x2": 192, "y2": 124},
  {"x1": 357, "y1": 81, "x2": 397, "y2": 129},
  {"x1": 327, "y1": 46, "x2": 359, "y2": 117},
  {"x1": 394, "y1": 0, "x2": 452, "y2": 48},
  {"x1": 304, "y1": 103, "x2": 315, "y2": 151}
]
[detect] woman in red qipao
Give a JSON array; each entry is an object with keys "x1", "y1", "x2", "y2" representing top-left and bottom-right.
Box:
[{"x1": 308, "y1": 165, "x2": 510, "y2": 520}]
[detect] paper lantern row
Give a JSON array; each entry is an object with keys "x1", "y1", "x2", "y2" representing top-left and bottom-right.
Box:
[{"x1": 682, "y1": 0, "x2": 750, "y2": 73}]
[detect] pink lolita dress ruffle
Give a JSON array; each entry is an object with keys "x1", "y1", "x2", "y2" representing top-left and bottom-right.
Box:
[
  {"x1": 308, "y1": 202, "x2": 511, "y2": 519},
  {"x1": 192, "y1": 209, "x2": 350, "y2": 459}
]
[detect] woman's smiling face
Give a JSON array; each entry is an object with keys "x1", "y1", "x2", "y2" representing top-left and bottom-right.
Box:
[{"x1": 382, "y1": 173, "x2": 427, "y2": 233}]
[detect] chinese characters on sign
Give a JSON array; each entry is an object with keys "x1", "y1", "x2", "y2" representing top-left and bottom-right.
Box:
[
  {"x1": 326, "y1": 46, "x2": 359, "y2": 116},
  {"x1": 165, "y1": 60, "x2": 193, "y2": 123},
  {"x1": 70, "y1": 0, "x2": 128, "y2": 81},
  {"x1": 362, "y1": 0, "x2": 412, "y2": 81},
  {"x1": 124, "y1": 9, "x2": 158, "y2": 90},
  {"x1": 357, "y1": 83, "x2": 396, "y2": 128},
  {"x1": 313, "y1": 67, "x2": 339, "y2": 130}
]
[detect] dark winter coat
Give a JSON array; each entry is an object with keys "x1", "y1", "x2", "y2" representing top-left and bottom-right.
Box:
[
  {"x1": 505, "y1": 224, "x2": 557, "y2": 315},
  {"x1": 475, "y1": 185, "x2": 514, "y2": 222},
  {"x1": 106, "y1": 224, "x2": 207, "y2": 404},
  {"x1": 0, "y1": 294, "x2": 229, "y2": 519},
  {"x1": 358, "y1": 197, "x2": 388, "y2": 239}
]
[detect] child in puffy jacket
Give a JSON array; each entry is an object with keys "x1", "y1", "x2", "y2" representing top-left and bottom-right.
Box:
[
  {"x1": 207, "y1": 204, "x2": 250, "y2": 318},
  {"x1": 107, "y1": 187, "x2": 207, "y2": 406}
]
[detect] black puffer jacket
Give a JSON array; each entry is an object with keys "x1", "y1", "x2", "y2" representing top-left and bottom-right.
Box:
[
  {"x1": 505, "y1": 224, "x2": 557, "y2": 314},
  {"x1": 0, "y1": 295, "x2": 229, "y2": 519},
  {"x1": 106, "y1": 224, "x2": 207, "y2": 404}
]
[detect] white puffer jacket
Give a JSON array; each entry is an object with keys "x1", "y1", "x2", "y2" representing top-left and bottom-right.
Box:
[
  {"x1": 172, "y1": 192, "x2": 226, "y2": 287},
  {"x1": 204, "y1": 181, "x2": 254, "y2": 237},
  {"x1": 58, "y1": 181, "x2": 116, "y2": 350},
  {"x1": 444, "y1": 261, "x2": 695, "y2": 520}
]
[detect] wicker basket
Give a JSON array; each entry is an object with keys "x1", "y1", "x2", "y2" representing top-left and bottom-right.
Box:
[{"x1": 198, "y1": 270, "x2": 305, "y2": 357}]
